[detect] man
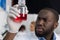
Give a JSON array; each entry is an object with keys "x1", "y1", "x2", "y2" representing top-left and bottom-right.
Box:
[
  {"x1": 35, "y1": 8, "x2": 60, "y2": 40},
  {"x1": 3, "y1": 4, "x2": 60, "y2": 40}
]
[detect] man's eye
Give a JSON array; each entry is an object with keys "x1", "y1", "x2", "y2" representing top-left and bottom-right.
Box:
[
  {"x1": 37, "y1": 17, "x2": 39, "y2": 20},
  {"x1": 37, "y1": 17, "x2": 41, "y2": 21},
  {"x1": 43, "y1": 18, "x2": 47, "y2": 22}
]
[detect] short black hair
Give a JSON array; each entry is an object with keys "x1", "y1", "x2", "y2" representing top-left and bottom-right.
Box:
[{"x1": 38, "y1": 8, "x2": 59, "y2": 22}]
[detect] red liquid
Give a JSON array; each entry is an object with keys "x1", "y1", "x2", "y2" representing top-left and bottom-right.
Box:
[{"x1": 13, "y1": 14, "x2": 27, "y2": 22}]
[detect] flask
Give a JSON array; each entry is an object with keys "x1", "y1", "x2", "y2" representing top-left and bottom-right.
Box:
[{"x1": 14, "y1": 0, "x2": 27, "y2": 22}]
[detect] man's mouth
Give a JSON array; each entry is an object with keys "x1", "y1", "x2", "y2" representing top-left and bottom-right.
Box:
[
  {"x1": 36, "y1": 26, "x2": 44, "y2": 32},
  {"x1": 35, "y1": 28, "x2": 44, "y2": 35}
]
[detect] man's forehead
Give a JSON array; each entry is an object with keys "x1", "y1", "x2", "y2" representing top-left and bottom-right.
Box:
[
  {"x1": 38, "y1": 10, "x2": 54, "y2": 19},
  {"x1": 38, "y1": 10, "x2": 48, "y2": 15}
]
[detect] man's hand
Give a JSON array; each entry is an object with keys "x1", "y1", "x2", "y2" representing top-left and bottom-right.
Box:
[
  {"x1": 7, "y1": 4, "x2": 28, "y2": 33},
  {"x1": 3, "y1": 4, "x2": 28, "y2": 40}
]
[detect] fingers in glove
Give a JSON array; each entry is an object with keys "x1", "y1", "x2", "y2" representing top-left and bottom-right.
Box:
[
  {"x1": 9, "y1": 9, "x2": 20, "y2": 17},
  {"x1": 8, "y1": 13, "x2": 17, "y2": 19}
]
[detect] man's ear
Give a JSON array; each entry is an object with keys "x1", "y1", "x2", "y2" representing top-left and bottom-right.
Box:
[{"x1": 54, "y1": 22, "x2": 58, "y2": 29}]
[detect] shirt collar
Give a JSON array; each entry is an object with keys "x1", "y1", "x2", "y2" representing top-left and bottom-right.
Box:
[
  {"x1": 53, "y1": 33, "x2": 56, "y2": 40},
  {"x1": 38, "y1": 37, "x2": 46, "y2": 40},
  {"x1": 38, "y1": 32, "x2": 56, "y2": 40}
]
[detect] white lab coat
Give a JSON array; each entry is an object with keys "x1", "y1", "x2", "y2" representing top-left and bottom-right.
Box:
[
  {"x1": 14, "y1": 31, "x2": 39, "y2": 40},
  {"x1": 54, "y1": 32, "x2": 60, "y2": 40},
  {"x1": 14, "y1": 31, "x2": 29, "y2": 40},
  {"x1": 14, "y1": 31, "x2": 60, "y2": 40},
  {"x1": 28, "y1": 31, "x2": 39, "y2": 40}
]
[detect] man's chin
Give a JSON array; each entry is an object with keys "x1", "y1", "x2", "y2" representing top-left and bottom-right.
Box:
[{"x1": 35, "y1": 32, "x2": 45, "y2": 37}]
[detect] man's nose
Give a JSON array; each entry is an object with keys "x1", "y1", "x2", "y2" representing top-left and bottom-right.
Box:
[{"x1": 39, "y1": 19, "x2": 45, "y2": 25}]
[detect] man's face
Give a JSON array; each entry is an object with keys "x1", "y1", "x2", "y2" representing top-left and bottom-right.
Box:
[{"x1": 35, "y1": 11, "x2": 57, "y2": 37}]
